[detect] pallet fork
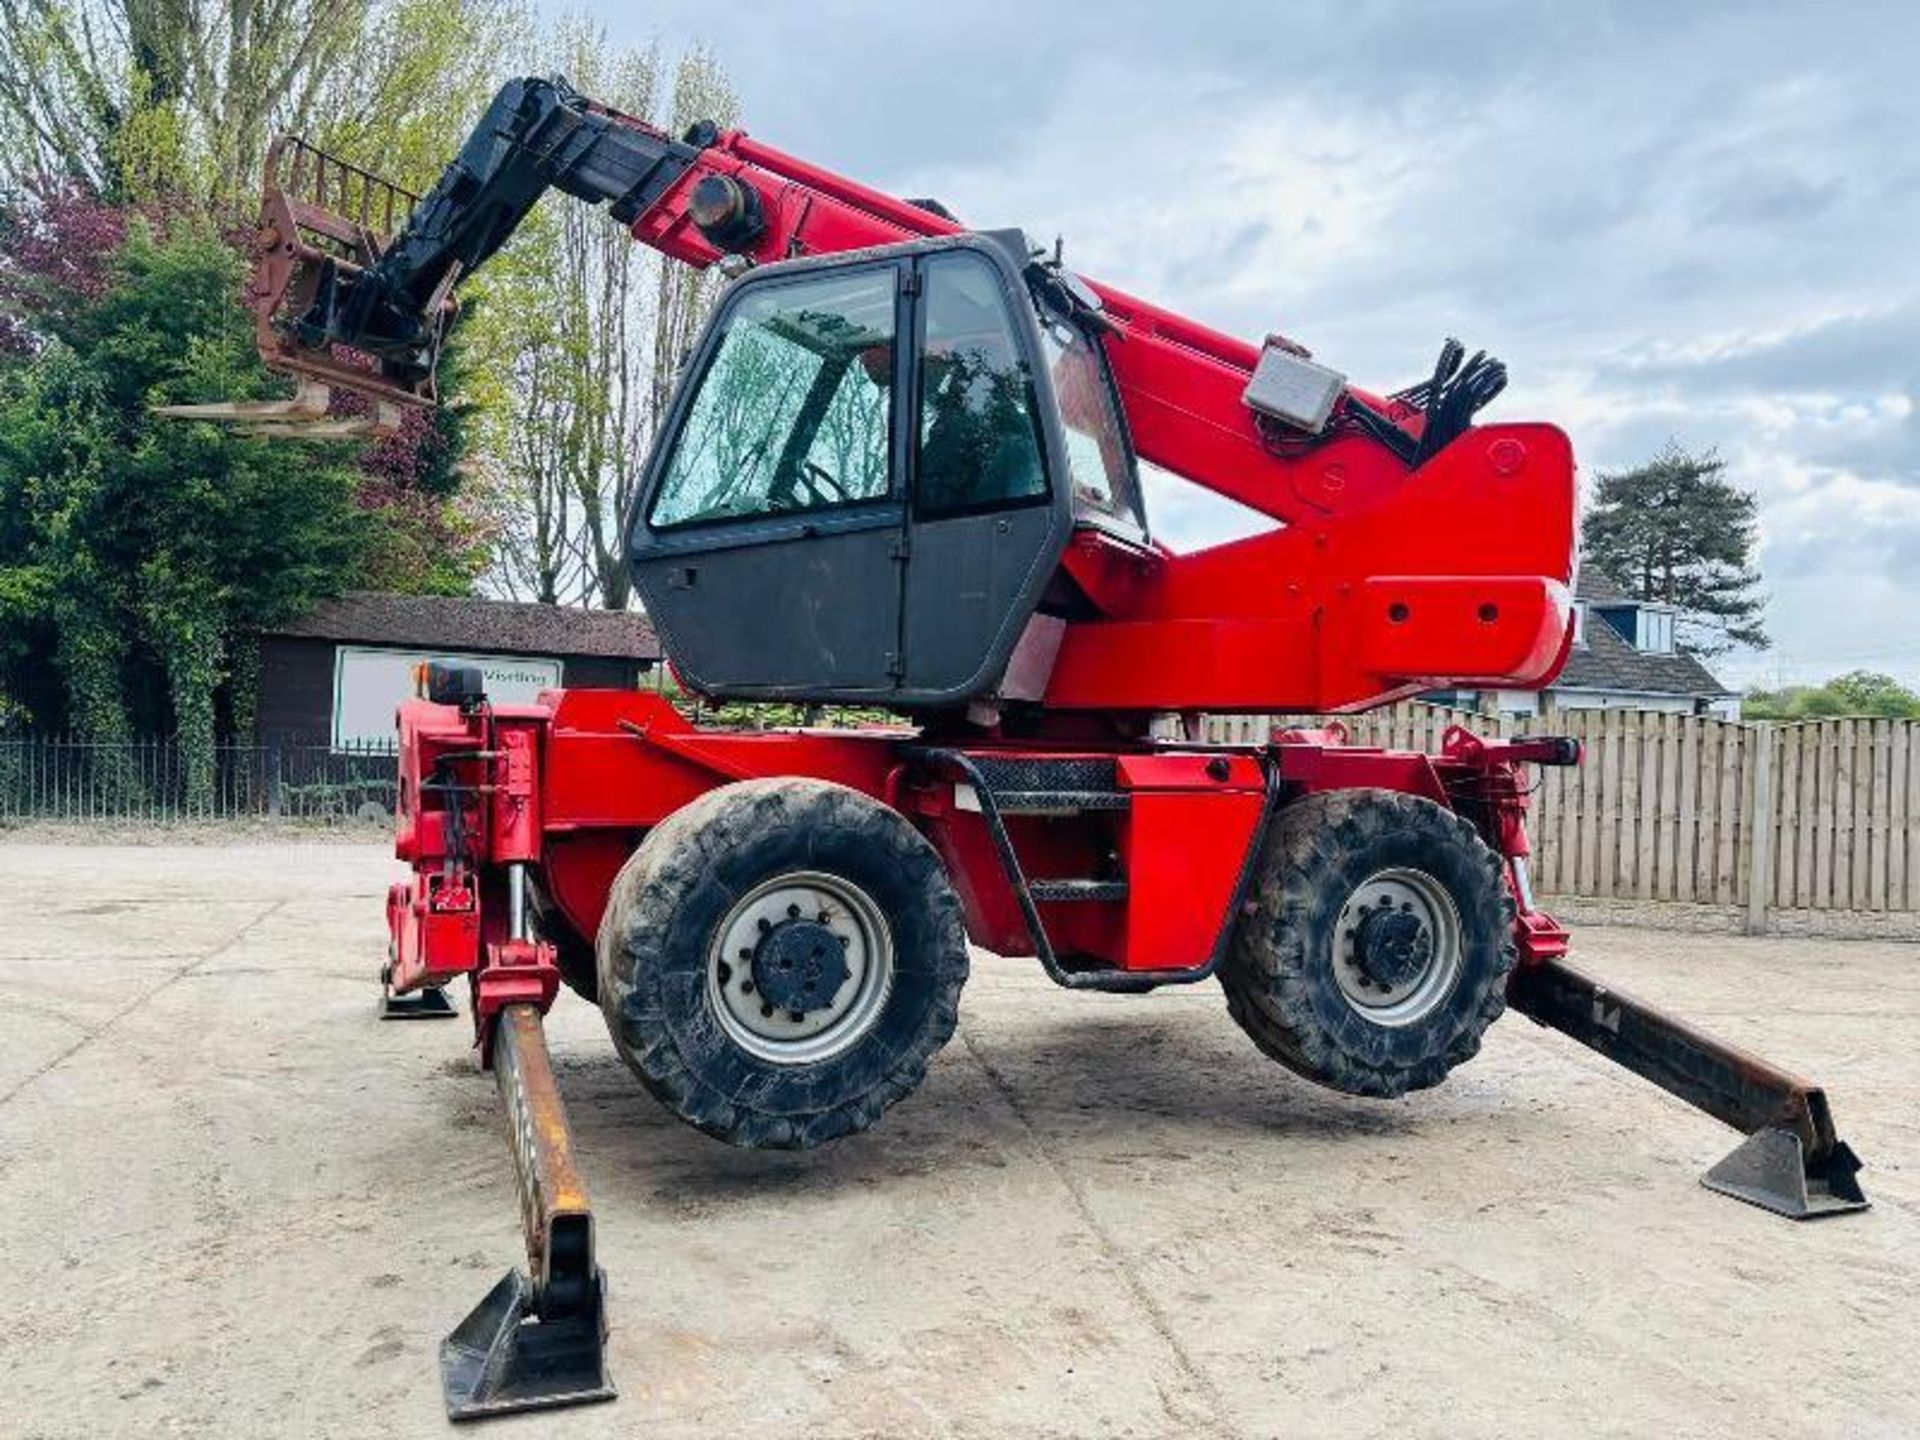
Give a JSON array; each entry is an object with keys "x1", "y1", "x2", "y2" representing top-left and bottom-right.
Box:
[{"x1": 1510, "y1": 956, "x2": 1868, "y2": 1219}]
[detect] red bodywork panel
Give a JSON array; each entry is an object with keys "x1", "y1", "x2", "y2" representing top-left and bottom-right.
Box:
[
  {"x1": 1108, "y1": 756, "x2": 1266, "y2": 970},
  {"x1": 386, "y1": 871, "x2": 478, "y2": 993},
  {"x1": 904, "y1": 751, "x2": 1267, "y2": 971},
  {"x1": 385, "y1": 692, "x2": 1571, "y2": 1026},
  {"x1": 1043, "y1": 423, "x2": 1574, "y2": 711}
]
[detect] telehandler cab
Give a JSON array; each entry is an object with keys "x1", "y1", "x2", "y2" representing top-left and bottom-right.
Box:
[{"x1": 171, "y1": 75, "x2": 1868, "y2": 1419}]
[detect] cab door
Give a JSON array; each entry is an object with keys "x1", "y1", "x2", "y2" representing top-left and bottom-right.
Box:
[
  {"x1": 898, "y1": 248, "x2": 1074, "y2": 700},
  {"x1": 629, "y1": 261, "x2": 907, "y2": 700}
]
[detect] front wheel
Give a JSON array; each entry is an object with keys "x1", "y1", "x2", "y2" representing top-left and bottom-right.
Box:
[
  {"x1": 596, "y1": 778, "x2": 969, "y2": 1148},
  {"x1": 1221, "y1": 789, "x2": 1515, "y2": 1098}
]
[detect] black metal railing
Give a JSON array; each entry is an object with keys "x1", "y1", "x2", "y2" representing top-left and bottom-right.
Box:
[{"x1": 0, "y1": 733, "x2": 399, "y2": 824}]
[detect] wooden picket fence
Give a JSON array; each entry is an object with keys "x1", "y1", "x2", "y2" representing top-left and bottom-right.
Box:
[{"x1": 1203, "y1": 705, "x2": 1920, "y2": 922}]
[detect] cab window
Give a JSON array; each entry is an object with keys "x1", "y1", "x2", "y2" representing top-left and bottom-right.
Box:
[
  {"x1": 915, "y1": 253, "x2": 1048, "y2": 516},
  {"x1": 1038, "y1": 311, "x2": 1143, "y2": 529},
  {"x1": 649, "y1": 268, "x2": 896, "y2": 529}
]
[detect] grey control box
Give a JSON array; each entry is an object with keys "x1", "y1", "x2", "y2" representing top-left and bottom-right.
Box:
[{"x1": 1242, "y1": 341, "x2": 1346, "y2": 434}]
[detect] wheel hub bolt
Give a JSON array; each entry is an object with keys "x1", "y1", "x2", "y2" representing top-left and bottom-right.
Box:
[
  {"x1": 1353, "y1": 906, "x2": 1432, "y2": 990},
  {"x1": 750, "y1": 916, "x2": 851, "y2": 1015}
]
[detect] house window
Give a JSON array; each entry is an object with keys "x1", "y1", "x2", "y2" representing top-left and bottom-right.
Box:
[
  {"x1": 1572, "y1": 603, "x2": 1587, "y2": 647},
  {"x1": 1593, "y1": 604, "x2": 1635, "y2": 646},
  {"x1": 1641, "y1": 608, "x2": 1675, "y2": 655}
]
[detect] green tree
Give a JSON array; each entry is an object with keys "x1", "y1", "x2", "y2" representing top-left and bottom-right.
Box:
[
  {"x1": 0, "y1": 219, "x2": 373, "y2": 798},
  {"x1": 1744, "y1": 671, "x2": 1920, "y2": 720},
  {"x1": 0, "y1": 0, "x2": 522, "y2": 206},
  {"x1": 1581, "y1": 443, "x2": 1768, "y2": 656},
  {"x1": 472, "y1": 27, "x2": 737, "y2": 608}
]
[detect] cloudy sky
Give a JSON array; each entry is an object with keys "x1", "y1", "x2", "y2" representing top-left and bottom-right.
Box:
[{"x1": 580, "y1": 0, "x2": 1919, "y2": 688}]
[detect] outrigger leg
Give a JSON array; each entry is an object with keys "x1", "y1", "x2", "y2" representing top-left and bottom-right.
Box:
[
  {"x1": 1508, "y1": 956, "x2": 1868, "y2": 1220},
  {"x1": 441, "y1": 1004, "x2": 615, "y2": 1420}
]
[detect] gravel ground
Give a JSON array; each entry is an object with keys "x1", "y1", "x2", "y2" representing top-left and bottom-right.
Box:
[{"x1": 2, "y1": 840, "x2": 1915, "y2": 1439}]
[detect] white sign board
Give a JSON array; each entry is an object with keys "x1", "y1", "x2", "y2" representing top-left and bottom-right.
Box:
[{"x1": 331, "y1": 645, "x2": 564, "y2": 751}]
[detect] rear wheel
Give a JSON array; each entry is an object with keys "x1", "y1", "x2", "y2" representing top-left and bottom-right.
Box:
[
  {"x1": 596, "y1": 778, "x2": 968, "y2": 1148},
  {"x1": 1222, "y1": 789, "x2": 1514, "y2": 1098}
]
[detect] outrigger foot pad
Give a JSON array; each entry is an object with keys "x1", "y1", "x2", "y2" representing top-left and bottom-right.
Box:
[
  {"x1": 378, "y1": 961, "x2": 458, "y2": 1019},
  {"x1": 1703, "y1": 1127, "x2": 1868, "y2": 1220},
  {"x1": 441, "y1": 1266, "x2": 615, "y2": 1421},
  {"x1": 380, "y1": 984, "x2": 458, "y2": 1020}
]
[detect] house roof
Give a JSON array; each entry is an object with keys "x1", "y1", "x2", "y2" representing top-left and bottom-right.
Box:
[
  {"x1": 1558, "y1": 598, "x2": 1732, "y2": 699},
  {"x1": 267, "y1": 592, "x2": 661, "y2": 660},
  {"x1": 1574, "y1": 568, "x2": 1632, "y2": 602}
]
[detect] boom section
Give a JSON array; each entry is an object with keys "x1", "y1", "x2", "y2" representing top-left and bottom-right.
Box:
[{"x1": 260, "y1": 76, "x2": 1505, "y2": 523}]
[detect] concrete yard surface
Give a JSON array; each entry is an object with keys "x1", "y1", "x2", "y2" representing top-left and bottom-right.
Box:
[{"x1": 2, "y1": 840, "x2": 1916, "y2": 1439}]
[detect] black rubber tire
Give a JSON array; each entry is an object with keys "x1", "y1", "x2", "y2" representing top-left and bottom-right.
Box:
[
  {"x1": 595, "y1": 778, "x2": 969, "y2": 1149},
  {"x1": 1221, "y1": 788, "x2": 1515, "y2": 1098}
]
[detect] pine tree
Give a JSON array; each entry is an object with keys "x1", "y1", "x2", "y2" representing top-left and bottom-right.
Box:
[{"x1": 1580, "y1": 443, "x2": 1768, "y2": 655}]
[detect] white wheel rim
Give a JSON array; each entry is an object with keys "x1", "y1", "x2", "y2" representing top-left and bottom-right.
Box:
[
  {"x1": 1332, "y1": 867, "x2": 1463, "y2": 1027},
  {"x1": 705, "y1": 870, "x2": 894, "y2": 1065}
]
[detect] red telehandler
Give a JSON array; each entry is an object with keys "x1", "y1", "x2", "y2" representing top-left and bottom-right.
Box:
[{"x1": 173, "y1": 76, "x2": 1867, "y2": 1419}]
